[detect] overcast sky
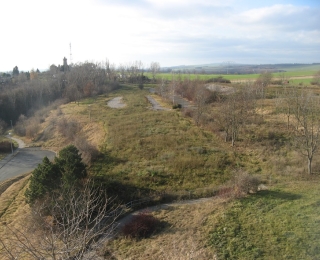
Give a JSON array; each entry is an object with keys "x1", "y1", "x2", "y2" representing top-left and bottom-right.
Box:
[{"x1": 1, "y1": 0, "x2": 319, "y2": 72}]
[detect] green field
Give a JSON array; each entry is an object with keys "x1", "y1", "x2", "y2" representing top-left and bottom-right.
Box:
[{"x1": 147, "y1": 64, "x2": 320, "y2": 84}]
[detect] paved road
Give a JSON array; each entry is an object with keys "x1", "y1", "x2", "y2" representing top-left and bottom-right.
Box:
[{"x1": 0, "y1": 141, "x2": 55, "y2": 183}]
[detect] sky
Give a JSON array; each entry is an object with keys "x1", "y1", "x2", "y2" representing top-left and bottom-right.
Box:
[{"x1": 1, "y1": 0, "x2": 319, "y2": 72}]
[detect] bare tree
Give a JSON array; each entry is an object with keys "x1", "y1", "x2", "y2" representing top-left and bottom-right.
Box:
[
  {"x1": 194, "y1": 85, "x2": 209, "y2": 126},
  {"x1": 255, "y1": 71, "x2": 272, "y2": 100},
  {"x1": 290, "y1": 91, "x2": 320, "y2": 174},
  {"x1": 311, "y1": 70, "x2": 320, "y2": 86},
  {"x1": 150, "y1": 61, "x2": 160, "y2": 82},
  {"x1": 216, "y1": 87, "x2": 255, "y2": 146},
  {"x1": 0, "y1": 181, "x2": 119, "y2": 259}
]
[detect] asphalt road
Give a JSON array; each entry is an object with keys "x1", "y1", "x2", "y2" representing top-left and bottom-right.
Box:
[{"x1": 0, "y1": 148, "x2": 55, "y2": 183}]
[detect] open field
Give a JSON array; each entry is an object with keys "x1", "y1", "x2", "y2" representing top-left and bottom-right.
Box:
[{"x1": 147, "y1": 64, "x2": 320, "y2": 84}]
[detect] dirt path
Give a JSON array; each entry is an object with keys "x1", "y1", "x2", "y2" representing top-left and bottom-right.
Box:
[{"x1": 146, "y1": 95, "x2": 170, "y2": 111}]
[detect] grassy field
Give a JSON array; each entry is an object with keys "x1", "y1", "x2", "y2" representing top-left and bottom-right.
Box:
[
  {"x1": 207, "y1": 180, "x2": 320, "y2": 259},
  {"x1": 146, "y1": 64, "x2": 320, "y2": 83},
  {"x1": 102, "y1": 179, "x2": 320, "y2": 259},
  {"x1": 1, "y1": 81, "x2": 320, "y2": 259},
  {"x1": 85, "y1": 86, "x2": 235, "y2": 200}
]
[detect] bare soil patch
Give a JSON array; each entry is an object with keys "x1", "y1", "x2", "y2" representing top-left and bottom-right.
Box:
[{"x1": 108, "y1": 96, "x2": 126, "y2": 108}]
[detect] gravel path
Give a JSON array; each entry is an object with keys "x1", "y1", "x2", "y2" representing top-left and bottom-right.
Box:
[{"x1": 146, "y1": 95, "x2": 170, "y2": 111}]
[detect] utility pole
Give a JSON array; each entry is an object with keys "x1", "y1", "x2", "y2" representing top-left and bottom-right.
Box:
[
  {"x1": 9, "y1": 132, "x2": 13, "y2": 154},
  {"x1": 69, "y1": 43, "x2": 73, "y2": 64}
]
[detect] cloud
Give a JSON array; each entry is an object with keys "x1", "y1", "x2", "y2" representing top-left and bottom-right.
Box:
[{"x1": 0, "y1": 0, "x2": 319, "y2": 71}]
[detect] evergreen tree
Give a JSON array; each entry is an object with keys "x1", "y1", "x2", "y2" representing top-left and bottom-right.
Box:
[
  {"x1": 25, "y1": 157, "x2": 60, "y2": 204},
  {"x1": 55, "y1": 145, "x2": 87, "y2": 186},
  {"x1": 12, "y1": 66, "x2": 19, "y2": 76},
  {"x1": 25, "y1": 145, "x2": 87, "y2": 204}
]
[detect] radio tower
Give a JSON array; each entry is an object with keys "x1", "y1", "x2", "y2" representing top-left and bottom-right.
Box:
[{"x1": 69, "y1": 43, "x2": 73, "y2": 64}]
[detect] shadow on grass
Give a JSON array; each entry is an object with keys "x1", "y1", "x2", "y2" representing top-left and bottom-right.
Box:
[
  {"x1": 93, "y1": 151, "x2": 128, "y2": 169},
  {"x1": 256, "y1": 190, "x2": 302, "y2": 201}
]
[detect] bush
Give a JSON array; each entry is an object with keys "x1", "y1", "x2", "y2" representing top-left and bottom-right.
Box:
[
  {"x1": 217, "y1": 186, "x2": 234, "y2": 198},
  {"x1": 74, "y1": 136, "x2": 100, "y2": 165},
  {"x1": 121, "y1": 211, "x2": 161, "y2": 239},
  {"x1": 172, "y1": 104, "x2": 182, "y2": 109},
  {"x1": 233, "y1": 170, "x2": 260, "y2": 196},
  {"x1": 182, "y1": 108, "x2": 193, "y2": 118},
  {"x1": 57, "y1": 118, "x2": 80, "y2": 141},
  {"x1": 14, "y1": 115, "x2": 27, "y2": 136},
  {"x1": 0, "y1": 141, "x2": 12, "y2": 153}
]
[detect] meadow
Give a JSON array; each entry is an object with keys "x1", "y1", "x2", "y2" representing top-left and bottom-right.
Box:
[
  {"x1": 146, "y1": 64, "x2": 320, "y2": 84},
  {"x1": 1, "y1": 64, "x2": 320, "y2": 258}
]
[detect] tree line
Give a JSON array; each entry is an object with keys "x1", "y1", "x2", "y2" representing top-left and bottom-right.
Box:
[{"x1": 0, "y1": 60, "x2": 162, "y2": 131}]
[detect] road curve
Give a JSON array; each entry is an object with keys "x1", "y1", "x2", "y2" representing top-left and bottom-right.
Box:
[{"x1": 0, "y1": 137, "x2": 55, "y2": 182}]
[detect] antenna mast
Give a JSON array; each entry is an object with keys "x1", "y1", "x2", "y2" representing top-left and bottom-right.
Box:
[{"x1": 69, "y1": 43, "x2": 73, "y2": 64}]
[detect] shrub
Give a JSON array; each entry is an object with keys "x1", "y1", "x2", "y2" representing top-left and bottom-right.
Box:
[
  {"x1": 121, "y1": 211, "x2": 161, "y2": 239},
  {"x1": 0, "y1": 141, "x2": 11, "y2": 153},
  {"x1": 233, "y1": 170, "x2": 260, "y2": 196},
  {"x1": 14, "y1": 114, "x2": 27, "y2": 136},
  {"x1": 74, "y1": 136, "x2": 100, "y2": 165},
  {"x1": 57, "y1": 118, "x2": 80, "y2": 141},
  {"x1": 182, "y1": 108, "x2": 193, "y2": 117},
  {"x1": 217, "y1": 186, "x2": 234, "y2": 198},
  {"x1": 172, "y1": 104, "x2": 182, "y2": 109}
]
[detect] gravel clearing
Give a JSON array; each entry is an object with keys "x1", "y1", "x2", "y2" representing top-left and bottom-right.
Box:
[{"x1": 107, "y1": 97, "x2": 126, "y2": 108}]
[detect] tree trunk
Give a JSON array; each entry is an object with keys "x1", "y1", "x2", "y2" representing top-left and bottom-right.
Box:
[
  {"x1": 308, "y1": 157, "x2": 312, "y2": 175},
  {"x1": 231, "y1": 132, "x2": 235, "y2": 147}
]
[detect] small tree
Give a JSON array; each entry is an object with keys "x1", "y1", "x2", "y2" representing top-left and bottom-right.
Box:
[
  {"x1": 150, "y1": 61, "x2": 160, "y2": 82},
  {"x1": 216, "y1": 87, "x2": 255, "y2": 146},
  {"x1": 290, "y1": 91, "x2": 320, "y2": 174},
  {"x1": 55, "y1": 145, "x2": 87, "y2": 186},
  {"x1": 194, "y1": 85, "x2": 209, "y2": 126},
  {"x1": 25, "y1": 157, "x2": 60, "y2": 204},
  {"x1": 311, "y1": 70, "x2": 320, "y2": 86}
]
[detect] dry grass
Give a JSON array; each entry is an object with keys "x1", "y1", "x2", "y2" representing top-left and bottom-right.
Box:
[
  {"x1": 0, "y1": 175, "x2": 30, "y2": 220},
  {"x1": 104, "y1": 197, "x2": 229, "y2": 259}
]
